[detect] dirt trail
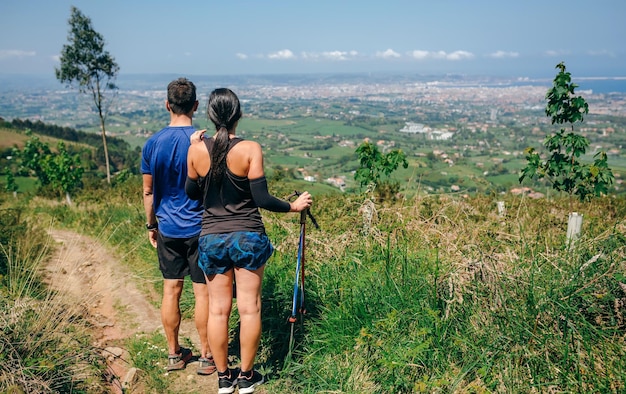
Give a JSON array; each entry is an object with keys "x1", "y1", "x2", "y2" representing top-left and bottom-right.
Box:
[{"x1": 44, "y1": 229, "x2": 218, "y2": 393}]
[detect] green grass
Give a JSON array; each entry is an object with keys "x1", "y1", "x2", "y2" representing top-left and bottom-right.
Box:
[
  {"x1": 2, "y1": 177, "x2": 626, "y2": 393},
  {"x1": 0, "y1": 208, "x2": 109, "y2": 393},
  {"x1": 14, "y1": 176, "x2": 38, "y2": 194}
]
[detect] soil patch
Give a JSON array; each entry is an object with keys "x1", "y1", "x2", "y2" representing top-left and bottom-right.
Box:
[{"x1": 44, "y1": 229, "x2": 218, "y2": 393}]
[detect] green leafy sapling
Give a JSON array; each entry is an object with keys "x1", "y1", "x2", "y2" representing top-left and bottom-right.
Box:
[
  {"x1": 355, "y1": 141, "x2": 408, "y2": 199},
  {"x1": 519, "y1": 62, "x2": 614, "y2": 209},
  {"x1": 5, "y1": 173, "x2": 18, "y2": 197},
  {"x1": 13, "y1": 134, "x2": 84, "y2": 204}
]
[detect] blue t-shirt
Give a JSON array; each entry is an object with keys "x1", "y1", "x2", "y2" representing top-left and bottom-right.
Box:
[{"x1": 141, "y1": 126, "x2": 202, "y2": 238}]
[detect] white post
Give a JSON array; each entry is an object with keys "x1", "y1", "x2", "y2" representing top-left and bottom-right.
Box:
[
  {"x1": 567, "y1": 212, "x2": 583, "y2": 245},
  {"x1": 496, "y1": 201, "x2": 506, "y2": 217}
]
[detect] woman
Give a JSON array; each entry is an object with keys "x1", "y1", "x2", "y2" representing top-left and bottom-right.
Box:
[{"x1": 186, "y1": 88, "x2": 312, "y2": 394}]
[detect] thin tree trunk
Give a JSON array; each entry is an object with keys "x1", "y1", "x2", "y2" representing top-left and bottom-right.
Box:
[
  {"x1": 100, "y1": 116, "x2": 111, "y2": 184},
  {"x1": 94, "y1": 77, "x2": 111, "y2": 184}
]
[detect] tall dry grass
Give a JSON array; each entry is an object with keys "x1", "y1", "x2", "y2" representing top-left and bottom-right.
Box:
[
  {"x1": 3, "y1": 178, "x2": 625, "y2": 393},
  {"x1": 0, "y1": 209, "x2": 109, "y2": 393},
  {"x1": 260, "y1": 193, "x2": 626, "y2": 393}
]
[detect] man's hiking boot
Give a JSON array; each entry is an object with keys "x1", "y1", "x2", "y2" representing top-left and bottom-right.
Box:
[
  {"x1": 197, "y1": 356, "x2": 216, "y2": 375},
  {"x1": 165, "y1": 346, "x2": 192, "y2": 371},
  {"x1": 217, "y1": 368, "x2": 239, "y2": 394},
  {"x1": 237, "y1": 369, "x2": 264, "y2": 394}
]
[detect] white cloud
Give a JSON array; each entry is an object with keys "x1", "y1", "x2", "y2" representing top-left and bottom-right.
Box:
[
  {"x1": 301, "y1": 50, "x2": 359, "y2": 61},
  {"x1": 587, "y1": 49, "x2": 615, "y2": 57},
  {"x1": 447, "y1": 50, "x2": 474, "y2": 60},
  {"x1": 0, "y1": 49, "x2": 36, "y2": 60},
  {"x1": 408, "y1": 50, "x2": 474, "y2": 60},
  {"x1": 300, "y1": 51, "x2": 319, "y2": 60},
  {"x1": 254, "y1": 48, "x2": 481, "y2": 63},
  {"x1": 408, "y1": 50, "x2": 430, "y2": 60},
  {"x1": 544, "y1": 49, "x2": 570, "y2": 57},
  {"x1": 376, "y1": 49, "x2": 401, "y2": 59},
  {"x1": 268, "y1": 49, "x2": 295, "y2": 60},
  {"x1": 236, "y1": 53, "x2": 248, "y2": 60},
  {"x1": 323, "y1": 51, "x2": 349, "y2": 60},
  {"x1": 489, "y1": 50, "x2": 519, "y2": 58}
]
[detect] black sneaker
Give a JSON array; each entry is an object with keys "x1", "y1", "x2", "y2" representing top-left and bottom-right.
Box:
[
  {"x1": 237, "y1": 370, "x2": 264, "y2": 394},
  {"x1": 217, "y1": 368, "x2": 239, "y2": 394}
]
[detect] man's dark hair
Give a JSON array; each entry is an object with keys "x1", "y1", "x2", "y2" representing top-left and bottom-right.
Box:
[{"x1": 167, "y1": 78, "x2": 197, "y2": 114}]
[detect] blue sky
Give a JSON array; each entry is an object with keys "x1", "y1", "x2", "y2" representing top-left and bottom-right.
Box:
[{"x1": 1, "y1": 0, "x2": 624, "y2": 78}]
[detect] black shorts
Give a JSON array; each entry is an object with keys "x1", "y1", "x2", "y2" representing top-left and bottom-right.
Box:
[{"x1": 156, "y1": 232, "x2": 206, "y2": 283}]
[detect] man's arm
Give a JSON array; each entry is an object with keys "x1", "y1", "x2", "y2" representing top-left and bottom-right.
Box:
[{"x1": 142, "y1": 174, "x2": 158, "y2": 248}]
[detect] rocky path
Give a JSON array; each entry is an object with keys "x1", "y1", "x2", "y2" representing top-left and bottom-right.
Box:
[{"x1": 44, "y1": 229, "x2": 218, "y2": 393}]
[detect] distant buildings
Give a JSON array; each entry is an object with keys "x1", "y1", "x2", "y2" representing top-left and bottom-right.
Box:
[
  {"x1": 326, "y1": 176, "x2": 346, "y2": 191},
  {"x1": 399, "y1": 122, "x2": 425, "y2": 133},
  {"x1": 510, "y1": 187, "x2": 544, "y2": 199},
  {"x1": 399, "y1": 121, "x2": 454, "y2": 140}
]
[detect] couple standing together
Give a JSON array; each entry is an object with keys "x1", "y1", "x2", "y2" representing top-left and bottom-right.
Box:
[{"x1": 141, "y1": 78, "x2": 312, "y2": 393}]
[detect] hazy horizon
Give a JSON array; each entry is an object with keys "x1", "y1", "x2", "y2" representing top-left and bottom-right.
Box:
[
  {"x1": 3, "y1": 70, "x2": 626, "y2": 96},
  {"x1": 1, "y1": 1, "x2": 624, "y2": 78}
]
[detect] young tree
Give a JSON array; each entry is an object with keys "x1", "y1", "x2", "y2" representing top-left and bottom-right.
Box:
[
  {"x1": 55, "y1": 6, "x2": 119, "y2": 184},
  {"x1": 48, "y1": 142, "x2": 85, "y2": 205},
  {"x1": 4, "y1": 173, "x2": 18, "y2": 198},
  {"x1": 519, "y1": 62, "x2": 614, "y2": 209},
  {"x1": 14, "y1": 132, "x2": 52, "y2": 186},
  {"x1": 13, "y1": 135, "x2": 84, "y2": 205},
  {"x1": 354, "y1": 141, "x2": 408, "y2": 199}
]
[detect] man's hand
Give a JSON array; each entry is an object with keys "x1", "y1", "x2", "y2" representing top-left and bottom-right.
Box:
[
  {"x1": 148, "y1": 229, "x2": 158, "y2": 248},
  {"x1": 190, "y1": 129, "x2": 206, "y2": 144}
]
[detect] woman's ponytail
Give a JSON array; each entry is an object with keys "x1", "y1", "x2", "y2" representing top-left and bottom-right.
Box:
[{"x1": 206, "y1": 88, "x2": 242, "y2": 185}]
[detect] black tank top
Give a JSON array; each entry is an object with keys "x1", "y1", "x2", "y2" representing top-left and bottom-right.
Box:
[{"x1": 198, "y1": 137, "x2": 265, "y2": 235}]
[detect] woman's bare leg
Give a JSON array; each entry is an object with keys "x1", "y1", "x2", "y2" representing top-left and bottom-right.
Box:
[
  {"x1": 206, "y1": 270, "x2": 234, "y2": 372},
  {"x1": 233, "y1": 266, "x2": 264, "y2": 372}
]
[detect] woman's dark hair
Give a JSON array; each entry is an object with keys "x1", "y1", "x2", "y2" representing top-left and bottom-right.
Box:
[{"x1": 207, "y1": 88, "x2": 242, "y2": 184}]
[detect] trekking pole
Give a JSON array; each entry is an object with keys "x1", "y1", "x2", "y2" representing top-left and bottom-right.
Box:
[
  {"x1": 285, "y1": 191, "x2": 319, "y2": 359},
  {"x1": 289, "y1": 209, "x2": 307, "y2": 322}
]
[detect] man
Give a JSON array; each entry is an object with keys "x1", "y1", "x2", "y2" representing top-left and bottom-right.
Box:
[{"x1": 141, "y1": 77, "x2": 214, "y2": 375}]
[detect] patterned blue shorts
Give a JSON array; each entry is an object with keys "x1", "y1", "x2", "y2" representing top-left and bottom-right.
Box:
[{"x1": 198, "y1": 231, "x2": 274, "y2": 275}]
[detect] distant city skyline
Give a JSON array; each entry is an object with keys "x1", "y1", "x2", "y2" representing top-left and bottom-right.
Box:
[{"x1": 1, "y1": 0, "x2": 625, "y2": 79}]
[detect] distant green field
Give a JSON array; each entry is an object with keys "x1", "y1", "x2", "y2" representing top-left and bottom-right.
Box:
[{"x1": 118, "y1": 134, "x2": 149, "y2": 150}]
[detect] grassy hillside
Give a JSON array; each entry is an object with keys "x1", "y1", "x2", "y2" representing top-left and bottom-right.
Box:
[
  {"x1": 2, "y1": 177, "x2": 624, "y2": 393},
  {"x1": 0, "y1": 126, "x2": 98, "y2": 195},
  {"x1": 0, "y1": 128, "x2": 29, "y2": 149},
  {"x1": 0, "y1": 126, "x2": 93, "y2": 151}
]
